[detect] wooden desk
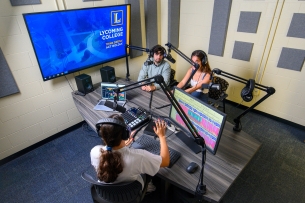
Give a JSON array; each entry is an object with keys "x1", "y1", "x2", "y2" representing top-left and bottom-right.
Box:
[{"x1": 72, "y1": 79, "x2": 261, "y2": 203}]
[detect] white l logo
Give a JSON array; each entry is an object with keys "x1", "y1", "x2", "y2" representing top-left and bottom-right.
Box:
[{"x1": 114, "y1": 13, "x2": 121, "y2": 23}]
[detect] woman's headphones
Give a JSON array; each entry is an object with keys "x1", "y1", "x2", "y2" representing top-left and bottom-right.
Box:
[
  {"x1": 149, "y1": 45, "x2": 167, "y2": 58},
  {"x1": 96, "y1": 118, "x2": 130, "y2": 140},
  {"x1": 241, "y1": 79, "x2": 255, "y2": 102},
  {"x1": 191, "y1": 50, "x2": 208, "y2": 65}
]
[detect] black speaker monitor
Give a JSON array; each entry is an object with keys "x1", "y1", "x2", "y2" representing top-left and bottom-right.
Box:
[
  {"x1": 75, "y1": 74, "x2": 94, "y2": 94},
  {"x1": 100, "y1": 66, "x2": 116, "y2": 83}
]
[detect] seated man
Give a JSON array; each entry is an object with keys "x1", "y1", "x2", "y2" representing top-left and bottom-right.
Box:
[{"x1": 137, "y1": 45, "x2": 171, "y2": 92}]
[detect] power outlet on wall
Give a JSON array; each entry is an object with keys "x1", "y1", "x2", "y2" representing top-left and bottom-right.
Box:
[{"x1": 253, "y1": 89, "x2": 260, "y2": 96}]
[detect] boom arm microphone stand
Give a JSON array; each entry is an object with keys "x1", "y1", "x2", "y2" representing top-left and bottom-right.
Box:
[
  {"x1": 212, "y1": 68, "x2": 276, "y2": 132},
  {"x1": 165, "y1": 42, "x2": 200, "y2": 90},
  {"x1": 125, "y1": 44, "x2": 150, "y2": 81},
  {"x1": 113, "y1": 75, "x2": 207, "y2": 199}
]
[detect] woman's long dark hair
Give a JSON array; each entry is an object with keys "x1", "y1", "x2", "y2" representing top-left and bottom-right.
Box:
[
  {"x1": 97, "y1": 114, "x2": 125, "y2": 183},
  {"x1": 191, "y1": 50, "x2": 212, "y2": 74}
]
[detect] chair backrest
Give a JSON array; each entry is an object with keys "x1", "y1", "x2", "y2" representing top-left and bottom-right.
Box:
[
  {"x1": 208, "y1": 76, "x2": 229, "y2": 100},
  {"x1": 169, "y1": 68, "x2": 178, "y2": 88},
  {"x1": 81, "y1": 172, "x2": 143, "y2": 203},
  {"x1": 170, "y1": 68, "x2": 176, "y2": 84}
]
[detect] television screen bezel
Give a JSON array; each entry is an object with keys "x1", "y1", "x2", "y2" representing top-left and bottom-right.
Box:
[
  {"x1": 23, "y1": 4, "x2": 130, "y2": 81},
  {"x1": 169, "y1": 87, "x2": 227, "y2": 155}
]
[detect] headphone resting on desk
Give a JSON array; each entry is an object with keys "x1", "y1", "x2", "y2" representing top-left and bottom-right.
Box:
[{"x1": 96, "y1": 118, "x2": 130, "y2": 140}]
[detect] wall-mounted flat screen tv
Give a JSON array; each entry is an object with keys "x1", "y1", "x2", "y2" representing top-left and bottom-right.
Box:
[{"x1": 23, "y1": 4, "x2": 130, "y2": 81}]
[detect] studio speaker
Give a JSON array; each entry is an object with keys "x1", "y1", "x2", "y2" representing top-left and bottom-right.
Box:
[
  {"x1": 100, "y1": 66, "x2": 116, "y2": 83},
  {"x1": 75, "y1": 74, "x2": 94, "y2": 94}
]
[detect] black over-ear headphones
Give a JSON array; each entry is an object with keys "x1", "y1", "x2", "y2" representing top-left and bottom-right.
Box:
[
  {"x1": 241, "y1": 79, "x2": 255, "y2": 102},
  {"x1": 149, "y1": 45, "x2": 167, "y2": 58},
  {"x1": 192, "y1": 50, "x2": 208, "y2": 65},
  {"x1": 95, "y1": 118, "x2": 130, "y2": 140}
]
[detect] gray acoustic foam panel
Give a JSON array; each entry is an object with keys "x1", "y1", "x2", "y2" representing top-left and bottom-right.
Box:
[
  {"x1": 168, "y1": 0, "x2": 181, "y2": 48},
  {"x1": 287, "y1": 13, "x2": 305, "y2": 39},
  {"x1": 237, "y1": 11, "x2": 261, "y2": 33},
  {"x1": 277, "y1": 47, "x2": 305, "y2": 71},
  {"x1": 208, "y1": 0, "x2": 232, "y2": 56},
  {"x1": 232, "y1": 41, "x2": 254, "y2": 61},
  {"x1": 82, "y1": 0, "x2": 101, "y2": 1},
  {"x1": 125, "y1": 0, "x2": 143, "y2": 58},
  {"x1": 0, "y1": 48, "x2": 20, "y2": 98},
  {"x1": 144, "y1": 0, "x2": 158, "y2": 49},
  {"x1": 10, "y1": 0, "x2": 41, "y2": 6}
]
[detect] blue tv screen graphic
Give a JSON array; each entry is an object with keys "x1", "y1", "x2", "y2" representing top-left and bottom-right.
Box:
[{"x1": 23, "y1": 5, "x2": 130, "y2": 81}]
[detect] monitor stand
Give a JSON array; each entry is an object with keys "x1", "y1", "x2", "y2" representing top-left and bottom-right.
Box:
[{"x1": 176, "y1": 131, "x2": 201, "y2": 154}]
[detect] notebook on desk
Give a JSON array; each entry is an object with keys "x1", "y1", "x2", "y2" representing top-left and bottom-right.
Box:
[{"x1": 94, "y1": 83, "x2": 126, "y2": 111}]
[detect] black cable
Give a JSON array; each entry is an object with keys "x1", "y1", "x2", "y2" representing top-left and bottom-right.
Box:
[{"x1": 65, "y1": 75, "x2": 75, "y2": 92}]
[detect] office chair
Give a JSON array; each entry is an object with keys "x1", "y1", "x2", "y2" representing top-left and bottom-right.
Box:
[
  {"x1": 81, "y1": 172, "x2": 150, "y2": 203},
  {"x1": 208, "y1": 76, "x2": 229, "y2": 113},
  {"x1": 169, "y1": 68, "x2": 178, "y2": 89}
]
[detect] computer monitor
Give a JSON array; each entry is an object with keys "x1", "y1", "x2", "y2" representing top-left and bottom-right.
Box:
[
  {"x1": 100, "y1": 83, "x2": 126, "y2": 101},
  {"x1": 169, "y1": 87, "x2": 227, "y2": 155}
]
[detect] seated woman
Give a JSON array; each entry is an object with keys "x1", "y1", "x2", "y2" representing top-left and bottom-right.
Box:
[
  {"x1": 90, "y1": 114, "x2": 170, "y2": 191},
  {"x1": 176, "y1": 50, "x2": 212, "y2": 103}
]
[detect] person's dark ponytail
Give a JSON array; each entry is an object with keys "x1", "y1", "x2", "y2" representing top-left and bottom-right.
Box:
[
  {"x1": 97, "y1": 114, "x2": 125, "y2": 182},
  {"x1": 98, "y1": 148, "x2": 123, "y2": 183}
]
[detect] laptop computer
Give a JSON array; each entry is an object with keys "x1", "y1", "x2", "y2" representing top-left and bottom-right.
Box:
[{"x1": 94, "y1": 83, "x2": 126, "y2": 111}]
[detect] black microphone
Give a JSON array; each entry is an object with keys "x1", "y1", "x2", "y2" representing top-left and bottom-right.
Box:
[
  {"x1": 201, "y1": 83, "x2": 221, "y2": 90},
  {"x1": 165, "y1": 53, "x2": 176, "y2": 63},
  {"x1": 144, "y1": 57, "x2": 153, "y2": 66},
  {"x1": 104, "y1": 100, "x2": 126, "y2": 113}
]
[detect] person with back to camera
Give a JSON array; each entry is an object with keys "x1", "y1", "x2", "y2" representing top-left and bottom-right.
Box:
[
  {"x1": 137, "y1": 44, "x2": 171, "y2": 92},
  {"x1": 90, "y1": 114, "x2": 170, "y2": 194},
  {"x1": 176, "y1": 50, "x2": 212, "y2": 103}
]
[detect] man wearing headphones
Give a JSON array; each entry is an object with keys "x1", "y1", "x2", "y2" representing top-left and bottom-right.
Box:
[
  {"x1": 137, "y1": 45, "x2": 171, "y2": 92},
  {"x1": 176, "y1": 50, "x2": 212, "y2": 103}
]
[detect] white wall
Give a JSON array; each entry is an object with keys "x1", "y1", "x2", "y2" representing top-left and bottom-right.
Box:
[
  {"x1": 0, "y1": 0, "x2": 304, "y2": 160},
  {"x1": 175, "y1": 0, "x2": 305, "y2": 126}
]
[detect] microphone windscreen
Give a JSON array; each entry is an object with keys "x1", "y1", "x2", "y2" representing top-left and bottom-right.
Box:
[
  {"x1": 104, "y1": 100, "x2": 126, "y2": 113},
  {"x1": 144, "y1": 60, "x2": 153, "y2": 66},
  {"x1": 165, "y1": 54, "x2": 176, "y2": 64}
]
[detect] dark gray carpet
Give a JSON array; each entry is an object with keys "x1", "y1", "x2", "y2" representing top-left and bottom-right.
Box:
[{"x1": 0, "y1": 102, "x2": 304, "y2": 203}]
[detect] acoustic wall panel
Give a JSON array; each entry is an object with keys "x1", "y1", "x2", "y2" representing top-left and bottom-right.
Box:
[
  {"x1": 144, "y1": 0, "x2": 158, "y2": 49},
  {"x1": 0, "y1": 48, "x2": 20, "y2": 98},
  {"x1": 10, "y1": 0, "x2": 41, "y2": 6},
  {"x1": 208, "y1": 0, "x2": 232, "y2": 56},
  {"x1": 232, "y1": 41, "x2": 254, "y2": 61},
  {"x1": 125, "y1": 0, "x2": 143, "y2": 58},
  {"x1": 287, "y1": 13, "x2": 305, "y2": 39},
  {"x1": 277, "y1": 47, "x2": 305, "y2": 71},
  {"x1": 168, "y1": 0, "x2": 181, "y2": 47},
  {"x1": 237, "y1": 12, "x2": 261, "y2": 33}
]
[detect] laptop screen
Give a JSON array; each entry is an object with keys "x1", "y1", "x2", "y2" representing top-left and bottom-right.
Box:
[{"x1": 101, "y1": 83, "x2": 126, "y2": 101}]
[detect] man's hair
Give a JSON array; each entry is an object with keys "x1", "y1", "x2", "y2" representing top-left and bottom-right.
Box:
[{"x1": 153, "y1": 45, "x2": 165, "y2": 55}]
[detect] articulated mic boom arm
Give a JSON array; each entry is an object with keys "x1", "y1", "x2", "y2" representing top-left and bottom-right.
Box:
[
  {"x1": 113, "y1": 74, "x2": 204, "y2": 146},
  {"x1": 165, "y1": 42, "x2": 199, "y2": 90},
  {"x1": 212, "y1": 68, "x2": 276, "y2": 131},
  {"x1": 124, "y1": 44, "x2": 151, "y2": 81}
]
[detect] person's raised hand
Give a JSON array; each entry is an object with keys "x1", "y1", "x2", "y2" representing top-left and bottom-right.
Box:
[{"x1": 153, "y1": 119, "x2": 166, "y2": 138}]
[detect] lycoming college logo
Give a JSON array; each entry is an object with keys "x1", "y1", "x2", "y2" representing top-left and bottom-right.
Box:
[{"x1": 111, "y1": 10, "x2": 123, "y2": 26}]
